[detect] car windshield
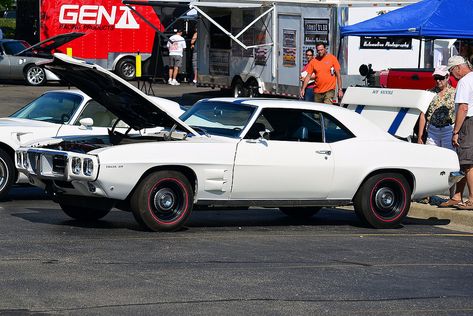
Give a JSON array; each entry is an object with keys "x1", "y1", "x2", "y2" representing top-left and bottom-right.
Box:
[
  {"x1": 3, "y1": 41, "x2": 30, "y2": 55},
  {"x1": 180, "y1": 101, "x2": 257, "y2": 138},
  {"x1": 10, "y1": 92, "x2": 83, "y2": 124}
]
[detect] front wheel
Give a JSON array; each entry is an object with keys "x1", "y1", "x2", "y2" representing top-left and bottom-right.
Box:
[
  {"x1": 25, "y1": 65, "x2": 46, "y2": 86},
  {"x1": 115, "y1": 58, "x2": 136, "y2": 80},
  {"x1": 280, "y1": 207, "x2": 321, "y2": 219},
  {"x1": 354, "y1": 173, "x2": 411, "y2": 228},
  {"x1": 0, "y1": 148, "x2": 15, "y2": 200},
  {"x1": 131, "y1": 170, "x2": 194, "y2": 232},
  {"x1": 60, "y1": 204, "x2": 111, "y2": 221}
]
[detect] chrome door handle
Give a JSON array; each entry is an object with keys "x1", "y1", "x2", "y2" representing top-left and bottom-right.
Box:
[{"x1": 316, "y1": 150, "x2": 331, "y2": 155}]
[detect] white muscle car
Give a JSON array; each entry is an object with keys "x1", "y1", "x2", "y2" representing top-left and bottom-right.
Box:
[
  {"x1": 0, "y1": 89, "x2": 183, "y2": 200},
  {"x1": 16, "y1": 54, "x2": 460, "y2": 231}
]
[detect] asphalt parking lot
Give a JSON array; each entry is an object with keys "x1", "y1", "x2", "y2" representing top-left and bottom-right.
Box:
[
  {"x1": 1, "y1": 187, "x2": 473, "y2": 315},
  {"x1": 1, "y1": 82, "x2": 473, "y2": 315}
]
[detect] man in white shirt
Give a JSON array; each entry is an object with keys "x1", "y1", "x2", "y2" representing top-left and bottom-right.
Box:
[
  {"x1": 167, "y1": 29, "x2": 186, "y2": 86},
  {"x1": 448, "y1": 56, "x2": 473, "y2": 209}
]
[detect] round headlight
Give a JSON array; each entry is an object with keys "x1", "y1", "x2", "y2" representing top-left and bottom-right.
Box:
[
  {"x1": 83, "y1": 158, "x2": 94, "y2": 176},
  {"x1": 71, "y1": 157, "x2": 81, "y2": 175}
]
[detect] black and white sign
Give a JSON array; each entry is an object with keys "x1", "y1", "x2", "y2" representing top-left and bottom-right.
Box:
[{"x1": 360, "y1": 36, "x2": 412, "y2": 50}]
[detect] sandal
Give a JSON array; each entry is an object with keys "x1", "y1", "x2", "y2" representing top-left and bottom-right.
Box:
[
  {"x1": 438, "y1": 199, "x2": 461, "y2": 208},
  {"x1": 455, "y1": 200, "x2": 473, "y2": 210}
]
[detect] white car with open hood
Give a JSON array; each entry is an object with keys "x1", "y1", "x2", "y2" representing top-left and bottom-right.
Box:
[{"x1": 16, "y1": 53, "x2": 460, "y2": 231}]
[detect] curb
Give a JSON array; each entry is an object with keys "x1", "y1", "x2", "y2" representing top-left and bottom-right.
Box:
[{"x1": 408, "y1": 202, "x2": 473, "y2": 228}]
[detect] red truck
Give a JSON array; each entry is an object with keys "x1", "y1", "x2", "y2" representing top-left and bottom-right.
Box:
[{"x1": 15, "y1": 0, "x2": 164, "y2": 80}]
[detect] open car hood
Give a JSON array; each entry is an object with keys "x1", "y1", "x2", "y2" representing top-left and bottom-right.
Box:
[
  {"x1": 16, "y1": 32, "x2": 85, "y2": 56},
  {"x1": 43, "y1": 53, "x2": 197, "y2": 134}
]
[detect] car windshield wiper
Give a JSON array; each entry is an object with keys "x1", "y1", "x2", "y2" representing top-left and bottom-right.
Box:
[{"x1": 191, "y1": 126, "x2": 210, "y2": 138}]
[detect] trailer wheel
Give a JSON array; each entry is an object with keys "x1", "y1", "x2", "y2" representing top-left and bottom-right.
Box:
[
  {"x1": 232, "y1": 79, "x2": 246, "y2": 98},
  {"x1": 245, "y1": 79, "x2": 260, "y2": 98},
  {"x1": 116, "y1": 58, "x2": 136, "y2": 80}
]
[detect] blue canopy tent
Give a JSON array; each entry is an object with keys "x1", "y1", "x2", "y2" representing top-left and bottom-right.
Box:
[{"x1": 340, "y1": 0, "x2": 473, "y2": 39}]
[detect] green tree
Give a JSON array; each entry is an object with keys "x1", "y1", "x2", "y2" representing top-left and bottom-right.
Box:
[{"x1": 0, "y1": 0, "x2": 14, "y2": 10}]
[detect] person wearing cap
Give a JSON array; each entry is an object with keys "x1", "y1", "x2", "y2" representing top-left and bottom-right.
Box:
[
  {"x1": 417, "y1": 66, "x2": 456, "y2": 149},
  {"x1": 417, "y1": 66, "x2": 456, "y2": 205},
  {"x1": 441, "y1": 56, "x2": 473, "y2": 209},
  {"x1": 167, "y1": 28, "x2": 186, "y2": 86}
]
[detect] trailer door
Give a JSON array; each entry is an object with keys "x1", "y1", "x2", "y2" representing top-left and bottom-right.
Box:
[{"x1": 278, "y1": 15, "x2": 301, "y2": 87}]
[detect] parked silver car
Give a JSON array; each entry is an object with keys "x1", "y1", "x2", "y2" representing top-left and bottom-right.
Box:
[{"x1": 0, "y1": 32, "x2": 83, "y2": 85}]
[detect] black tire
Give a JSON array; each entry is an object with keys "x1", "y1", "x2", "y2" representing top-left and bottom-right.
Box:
[
  {"x1": 60, "y1": 204, "x2": 111, "y2": 221},
  {"x1": 0, "y1": 148, "x2": 15, "y2": 200},
  {"x1": 280, "y1": 207, "x2": 321, "y2": 219},
  {"x1": 131, "y1": 170, "x2": 194, "y2": 232},
  {"x1": 232, "y1": 79, "x2": 246, "y2": 98},
  {"x1": 24, "y1": 65, "x2": 46, "y2": 86},
  {"x1": 115, "y1": 58, "x2": 136, "y2": 80},
  {"x1": 353, "y1": 173, "x2": 411, "y2": 229},
  {"x1": 245, "y1": 79, "x2": 260, "y2": 98}
]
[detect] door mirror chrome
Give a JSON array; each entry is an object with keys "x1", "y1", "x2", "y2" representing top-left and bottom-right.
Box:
[{"x1": 79, "y1": 118, "x2": 94, "y2": 130}]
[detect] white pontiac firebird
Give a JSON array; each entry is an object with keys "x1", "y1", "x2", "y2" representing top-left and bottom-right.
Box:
[{"x1": 16, "y1": 54, "x2": 460, "y2": 231}]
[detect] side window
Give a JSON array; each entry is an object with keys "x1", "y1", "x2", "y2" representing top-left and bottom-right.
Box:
[
  {"x1": 322, "y1": 113, "x2": 354, "y2": 143},
  {"x1": 75, "y1": 101, "x2": 118, "y2": 127},
  {"x1": 244, "y1": 108, "x2": 323, "y2": 142}
]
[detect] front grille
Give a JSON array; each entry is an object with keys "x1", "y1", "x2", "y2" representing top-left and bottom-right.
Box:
[
  {"x1": 27, "y1": 152, "x2": 40, "y2": 174},
  {"x1": 26, "y1": 149, "x2": 68, "y2": 179},
  {"x1": 52, "y1": 155, "x2": 67, "y2": 174}
]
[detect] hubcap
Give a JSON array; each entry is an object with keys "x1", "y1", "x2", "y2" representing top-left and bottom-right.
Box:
[
  {"x1": 375, "y1": 188, "x2": 395, "y2": 208},
  {"x1": 154, "y1": 188, "x2": 176, "y2": 211}
]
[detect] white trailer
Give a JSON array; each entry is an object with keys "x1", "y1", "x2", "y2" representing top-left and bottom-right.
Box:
[{"x1": 191, "y1": 0, "x2": 420, "y2": 98}]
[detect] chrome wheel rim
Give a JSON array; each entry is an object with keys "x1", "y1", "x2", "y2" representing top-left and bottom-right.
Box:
[
  {"x1": 371, "y1": 180, "x2": 404, "y2": 219},
  {"x1": 150, "y1": 181, "x2": 185, "y2": 222},
  {"x1": 121, "y1": 62, "x2": 135, "y2": 79},
  {"x1": 27, "y1": 67, "x2": 45, "y2": 85},
  {"x1": 0, "y1": 158, "x2": 8, "y2": 191}
]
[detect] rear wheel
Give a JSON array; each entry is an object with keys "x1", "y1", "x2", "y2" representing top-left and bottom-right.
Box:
[
  {"x1": 115, "y1": 58, "x2": 136, "y2": 80},
  {"x1": 59, "y1": 204, "x2": 111, "y2": 221},
  {"x1": 0, "y1": 148, "x2": 15, "y2": 200},
  {"x1": 280, "y1": 207, "x2": 321, "y2": 219},
  {"x1": 353, "y1": 173, "x2": 411, "y2": 228},
  {"x1": 131, "y1": 170, "x2": 193, "y2": 232},
  {"x1": 25, "y1": 65, "x2": 46, "y2": 86}
]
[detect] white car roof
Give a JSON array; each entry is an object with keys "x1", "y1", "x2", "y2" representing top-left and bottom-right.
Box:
[{"x1": 207, "y1": 98, "x2": 395, "y2": 141}]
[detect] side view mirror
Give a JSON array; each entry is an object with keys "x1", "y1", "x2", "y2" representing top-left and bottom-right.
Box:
[
  {"x1": 79, "y1": 117, "x2": 94, "y2": 130},
  {"x1": 259, "y1": 129, "x2": 270, "y2": 140}
]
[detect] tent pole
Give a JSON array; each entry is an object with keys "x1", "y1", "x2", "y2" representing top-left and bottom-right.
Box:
[{"x1": 418, "y1": 37, "x2": 422, "y2": 68}]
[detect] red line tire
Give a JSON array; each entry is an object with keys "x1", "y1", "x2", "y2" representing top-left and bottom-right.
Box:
[
  {"x1": 131, "y1": 171, "x2": 193, "y2": 232},
  {"x1": 354, "y1": 173, "x2": 411, "y2": 229}
]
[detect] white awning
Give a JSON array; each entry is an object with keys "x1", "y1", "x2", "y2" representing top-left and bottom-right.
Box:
[
  {"x1": 191, "y1": 2, "x2": 263, "y2": 8},
  {"x1": 190, "y1": 2, "x2": 274, "y2": 50}
]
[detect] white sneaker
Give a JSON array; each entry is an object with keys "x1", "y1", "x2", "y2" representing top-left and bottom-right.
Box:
[
  {"x1": 193, "y1": 79, "x2": 197, "y2": 84},
  {"x1": 172, "y1": 79, "x2": 180, "y2": 86},
  {"x1": 168, "y1": 78, "x2": 173, "y2": 85}
]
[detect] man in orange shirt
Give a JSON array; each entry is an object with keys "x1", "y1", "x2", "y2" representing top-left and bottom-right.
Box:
[{"x1": 300, "y1": 42, "x2": 344, "y2": 104}]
